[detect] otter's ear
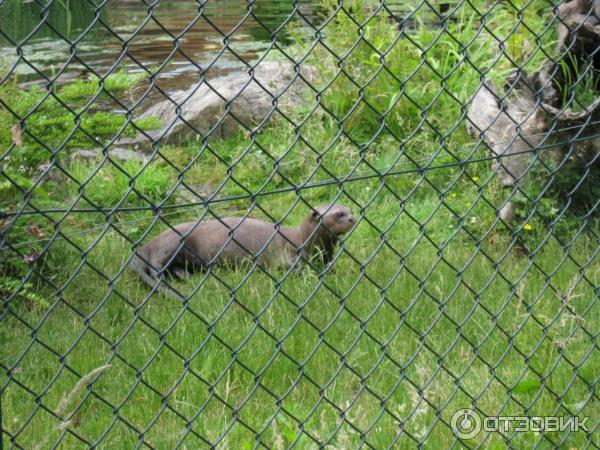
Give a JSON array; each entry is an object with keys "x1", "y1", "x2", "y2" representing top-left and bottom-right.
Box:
[{"x1": 312, "y1": 210, "x2": 319, "y2": 220}]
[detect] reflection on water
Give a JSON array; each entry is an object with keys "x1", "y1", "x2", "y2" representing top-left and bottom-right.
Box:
[{"x1": 0, "y1": 0, "x2": 322, "y2": 91}]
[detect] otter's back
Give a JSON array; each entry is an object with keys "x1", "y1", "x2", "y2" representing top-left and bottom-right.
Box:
[{"x1": 187, "y1": 217, "x2": 294, "y2": 266}]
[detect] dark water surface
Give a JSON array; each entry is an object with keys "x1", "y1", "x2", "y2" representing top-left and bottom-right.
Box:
[{"x1": 0, "y1": 0, "x2": 323, "y2": 91}]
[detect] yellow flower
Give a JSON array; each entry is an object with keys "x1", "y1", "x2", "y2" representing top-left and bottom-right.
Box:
[
  {"x1": 471, "y1": 176, "x2": 479, "y2": 182},
  {"x1": 523, "y1": 223, "x2": 533, "y2": 231},
  {"x1": 451, "y1": 192, "x2": 457, "y2": 198}
]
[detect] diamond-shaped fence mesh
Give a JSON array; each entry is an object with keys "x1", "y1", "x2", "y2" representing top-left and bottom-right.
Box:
[{"x1": 1, "y1": 0, "x2": 599, "y2": 448}]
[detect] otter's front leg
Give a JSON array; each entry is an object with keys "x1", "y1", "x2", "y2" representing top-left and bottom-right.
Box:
[
  {"x1": 321, "y1": 236, "x2": 338, "y2": 266},
  {"x1": 283, "y1": 249, "x2": 305, "y2": 273}
]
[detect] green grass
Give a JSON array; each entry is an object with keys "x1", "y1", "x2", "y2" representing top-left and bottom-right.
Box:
[
  {"x1": 0, "y1": 69, "x2": 160, "y2": 183},
  {"x1": 2, "y1": 0, "x2": 599, "y2": 448},
  {"x1": 2, "y1": 189, "x2": 599, "y2": 448}
]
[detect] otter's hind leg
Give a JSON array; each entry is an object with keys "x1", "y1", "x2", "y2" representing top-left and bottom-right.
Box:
[{"x1": 171, "y1": 267, "x2": 191, "y2": 279}]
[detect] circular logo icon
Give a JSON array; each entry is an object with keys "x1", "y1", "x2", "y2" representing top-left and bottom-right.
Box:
[{"x1": 451, "y1": 408, "x2": 481, "y2": 440}]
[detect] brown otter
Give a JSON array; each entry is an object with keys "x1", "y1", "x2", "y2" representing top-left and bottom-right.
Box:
[{"x1": 130, "y1": 204, "x2": 356, "y2": 299}]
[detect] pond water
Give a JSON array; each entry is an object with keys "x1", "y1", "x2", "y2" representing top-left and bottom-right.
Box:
[
  {"x1": 0, "y1": 0, "x2": 324, "y2": 92},
  {"x1": 0, "y1": 0, "x2": 430, "y2": 95}
]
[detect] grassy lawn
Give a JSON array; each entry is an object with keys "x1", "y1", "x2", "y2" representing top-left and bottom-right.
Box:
[
  {"x1": 2, "y1": 183, "x2": 599, "y2": 448},
  {"x1": 2, "y1": 0, "x2": 599, "y2": 448}
]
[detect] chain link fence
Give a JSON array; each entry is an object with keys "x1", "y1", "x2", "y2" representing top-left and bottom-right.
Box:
[{"x1": 1, "y1": 0, "x2": 599, "y2": 448}]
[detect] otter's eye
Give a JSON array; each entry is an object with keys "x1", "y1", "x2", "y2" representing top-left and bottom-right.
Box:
[{"x1": 337, "y1": 211, "x2": 345, "y2": 218}]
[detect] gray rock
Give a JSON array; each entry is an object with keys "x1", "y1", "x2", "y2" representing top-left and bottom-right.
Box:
[
  {"x1": 173, "y1": 183, "x2": 215, "y2": 202},
  {"x1": 499, "y1": 201, "x2": 517, "y2": 224},
  {"x1": 71, "y1": 149, "x2": 100, "y2": 161},
  {"x1": 135, "y1": 60, "x2": 316, "y2": 144},
  {"x1": 72, "y1": 147, "x2": 147, "y2": 163},
  {"x1": 36, "y1": 163, "x2": 64, "y2": 183},
  {"x1": 112, "y1": 147, "x2": 146, "y2": 162}
]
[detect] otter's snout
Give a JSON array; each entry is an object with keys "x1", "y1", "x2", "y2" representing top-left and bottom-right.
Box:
[
  {"x1": 337, "y1": 209, "x2": 356, "y2": 234},
  {"x1": 314, "y1": 204, "x2": 357, "y2": 235}
]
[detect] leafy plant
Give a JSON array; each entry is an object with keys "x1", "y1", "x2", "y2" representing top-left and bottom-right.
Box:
[
  {"x1": 557, "y1": 53, "x2": 599, "y2": 112},
  {"x1": 0, "y1": 275, "x2": 50, "y2": 309},
  {"x1": 1, "y1": 70, "x2": 159, "y2": 178}
]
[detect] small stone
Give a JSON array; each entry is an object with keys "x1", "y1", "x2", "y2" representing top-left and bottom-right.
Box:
[
  {"x1": 36, "y1": 163, "x2": 64, "y2": 183},
  {"x1": 499, "y1": 202, "x2": 516, "y2": 224},
  {"x1": 71, "y1": 147, "x2": 146, "y2": 163},
  {"x1": 111, "y1": 147, "x2": 146, "y2": 162},
  {"x1": 174, "y1": 183, "x2": 214, "y2": 202},
  {"x1": 71, "y1": 148, "x2": 101, "y2": 161}
]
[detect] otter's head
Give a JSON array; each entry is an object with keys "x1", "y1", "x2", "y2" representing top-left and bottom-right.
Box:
[{"x1": 310, "y1": 204, "x2": 356, "y2": 236}]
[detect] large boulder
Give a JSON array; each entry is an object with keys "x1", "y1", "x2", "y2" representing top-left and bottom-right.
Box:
[{"x1": 135, "y1": 60, "x2": 316, "y2": 145}]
